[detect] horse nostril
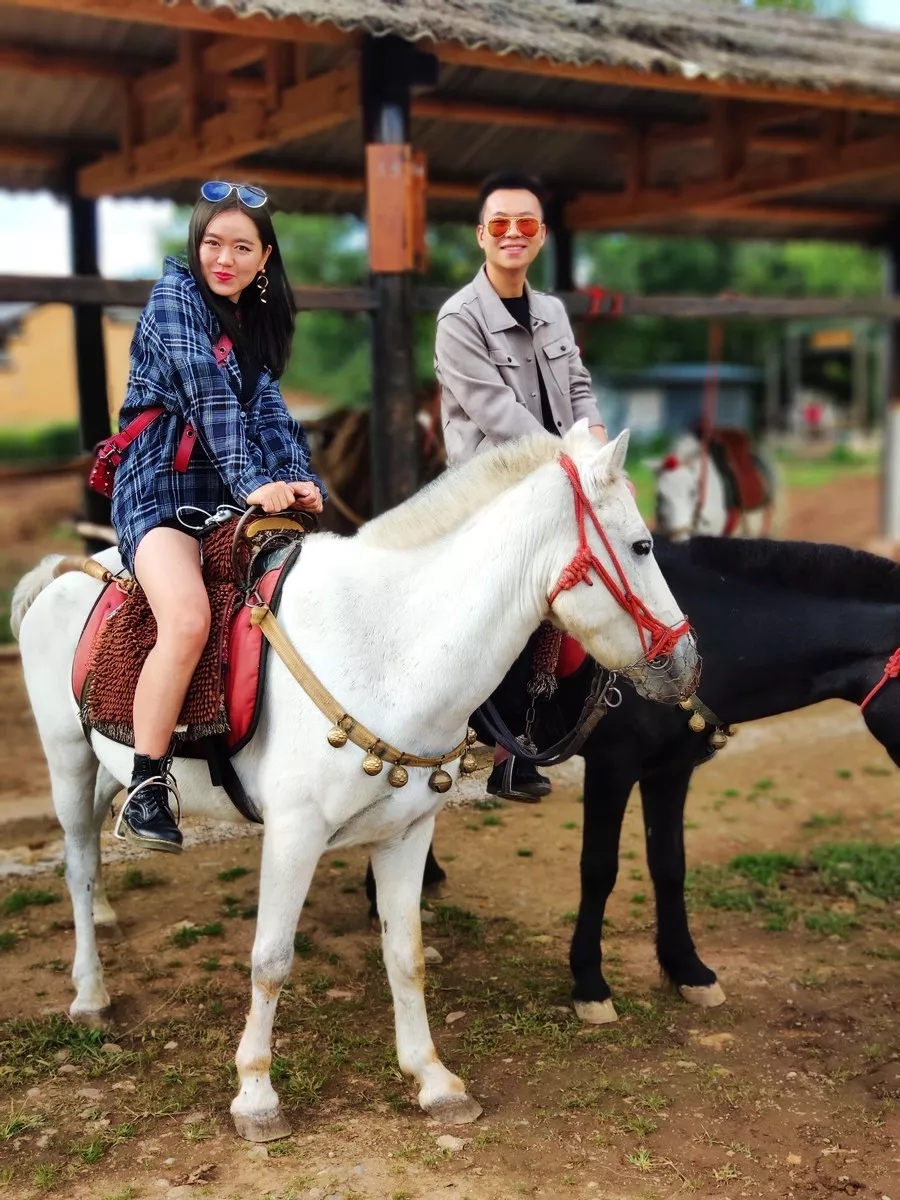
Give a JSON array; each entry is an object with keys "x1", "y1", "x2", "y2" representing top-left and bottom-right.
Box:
[{"x1": 633, "y1": 539, "x2": 652, "y2": 557}]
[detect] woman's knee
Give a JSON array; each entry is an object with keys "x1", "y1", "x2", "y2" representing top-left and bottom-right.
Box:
[{"x1": 155, "y1": 599, "x2": 211, "y2": 655}]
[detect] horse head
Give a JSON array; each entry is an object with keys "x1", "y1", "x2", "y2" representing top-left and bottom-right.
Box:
[
  {"x1": 645, "y1": 433, "x2": 727, "y2": 540},
  {"x1": 547, "y1": 425, "x2": 699, "y2": 704}
]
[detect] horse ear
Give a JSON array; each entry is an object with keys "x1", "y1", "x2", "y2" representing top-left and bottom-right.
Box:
[{"x1": 607, "y1": 429, "x2": 629, "y2": 473}]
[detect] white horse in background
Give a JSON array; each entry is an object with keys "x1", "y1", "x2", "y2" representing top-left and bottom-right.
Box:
[
  {"x1": 13, "y1": 424, "x2": 698, "y2": 1143},
  {"x1": 647, "y1": 431, "x2": 783, "y2": 541}
]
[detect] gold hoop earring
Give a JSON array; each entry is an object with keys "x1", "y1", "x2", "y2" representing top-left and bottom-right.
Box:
[{"x1": 256, "y1": 271, "x2": 269, "y2": 304}]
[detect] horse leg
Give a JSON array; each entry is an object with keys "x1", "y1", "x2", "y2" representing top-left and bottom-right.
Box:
[
  {"x1": 372, "y1": 818, "x2": 482, "y2": 1124},
  {"x1": 570, "y1": 754, "x2": 635, "y2": 1025},
  {"x1": 50, "y1": 752, "x2": 113, "y2": 1025},
  {"x1": 640, "y1": 765, "x2": 725, "y2": 1007},
  {"x1": 365, "y1": 841, "x2": 446, "y2": 922},
  {"x1": 231, "y1": 820, "x2": 323, "y2": 1142},
  {"x1": 92, "y1": 767, "x2": 123, "y2": 938}
]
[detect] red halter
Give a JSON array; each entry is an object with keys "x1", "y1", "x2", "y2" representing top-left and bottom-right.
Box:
[
  {"x1": 860, "y1": 648, "x2": 900, "y2": 713},
  {"x1": 548, "y1": 454, "x2": 692, "y2": 663}
]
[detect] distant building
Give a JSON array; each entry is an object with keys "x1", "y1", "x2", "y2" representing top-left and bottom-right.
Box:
[{"x1": 594, "y1": 363, "x2": 763, "y2": 441}]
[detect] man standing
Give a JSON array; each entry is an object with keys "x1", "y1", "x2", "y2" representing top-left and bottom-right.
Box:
[{"x1": 435, "y1": 171, "x2": 608, "y2": 801}]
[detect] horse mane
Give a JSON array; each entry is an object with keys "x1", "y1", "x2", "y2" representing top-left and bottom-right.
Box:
[
  {"x1": 688, "y1": 536, "x2": 900, "y2": 604},
  {"x1": 357, "y1": 426, "x2": 597, "y2": 550}
]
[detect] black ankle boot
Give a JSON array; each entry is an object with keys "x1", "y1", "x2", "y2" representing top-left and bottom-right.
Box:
[
  {"x1": 118, "y1": 753, "x2": 183, "y2": 854},
  {"x1": 486, "y1": 758, "x2": 552, "y2": 804}
]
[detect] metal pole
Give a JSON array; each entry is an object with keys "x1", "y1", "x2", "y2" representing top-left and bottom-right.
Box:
[
  {"x1": 881, "y1": 236, "x2": 900, "y2": 539},
  {"x1": 68, "y1": 187, "x2": 112, "y2": 551}
]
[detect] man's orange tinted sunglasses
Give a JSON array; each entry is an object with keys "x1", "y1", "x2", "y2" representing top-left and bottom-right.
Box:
[{"x1": 485, "y1": 216, "x2": 542, "y2": 239}]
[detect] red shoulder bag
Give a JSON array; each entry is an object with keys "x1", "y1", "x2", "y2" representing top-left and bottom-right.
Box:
[{"x1": 88, "y1": 333, "x2": 233, "y2": 499}]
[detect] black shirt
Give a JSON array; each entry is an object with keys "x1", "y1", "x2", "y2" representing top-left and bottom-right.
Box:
[
  {"x1": 234, "y1": 343, "x2": 261, "y2": 408},
  {"x1": 500, "y1": 293, "x2": 558, "y2": 437}
]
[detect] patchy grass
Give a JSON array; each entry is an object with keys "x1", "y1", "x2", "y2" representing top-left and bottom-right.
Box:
[
  {"x1": 802, "y1": 812, "x2": 845, "y2": 832},
  {"x1": 121, "y1": 868, "x2": 162, "y2": 891},
  {"x1": 0, "y1": 890, "x2": 59, "y2": 917},
  {"x1": 217, "y1": 866, "x2": 251, "y2": 883},
  {"x1": 171, "y1": 922, "x2": 224, "y2": 949},
  {"x1": 0, "y1": 1108, "x2": 43, "y2": 1139},
  {"x1": 0, "y1": 933, "x2": 15, "y2": 952},
  {"x1": 810, "y1": 842, "x2": 900, "y2": 901},
  {"x1": 730, "y1": 852, "x2": 799, "y2": 888}
]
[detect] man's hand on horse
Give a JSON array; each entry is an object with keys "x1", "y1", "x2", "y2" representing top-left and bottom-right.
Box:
[
  {"x1": 246, "y1": 481, "x2": 298, "y2": 513},
  {"x1": 288, "y1": 481, "x2": 324, "y2": 514}
]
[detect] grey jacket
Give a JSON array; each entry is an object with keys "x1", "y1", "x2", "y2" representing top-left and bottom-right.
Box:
[{"x1": 435, "y1": 266, "x2": 602, "y2": 465}]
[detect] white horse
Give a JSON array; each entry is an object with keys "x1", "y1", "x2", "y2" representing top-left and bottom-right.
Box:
[
  {"x1": 647, "y1": 431, "x2": 781, "y2": 541},
  {"x1": 13, "y1": 424, "x2": 697, "y2": 1142}
]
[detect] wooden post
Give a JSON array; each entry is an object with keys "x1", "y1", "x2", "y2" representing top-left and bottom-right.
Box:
[
  {"x1": 69, "y1": 186, "x2": 112, "y2": 550},
  {"x1": 882, "y1": 234, "x2": 900, "y2": 539},
  {"x1": 362, "y1": 35, "x2": 437, "y2": 515},
  {"x1": 546, "y1": 197, "x2": 575, "y2": 293}
]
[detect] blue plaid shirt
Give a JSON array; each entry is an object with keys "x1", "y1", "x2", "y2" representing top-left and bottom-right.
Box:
[{"x1": 111, "y1": 258, "x2": 323, "y2": 571}]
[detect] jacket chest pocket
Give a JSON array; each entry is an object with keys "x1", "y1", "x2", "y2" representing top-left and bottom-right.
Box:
[
  {"x1": 489, "y1": 347, "x2": 520, "y2": 369},
  {"x1": 542, "y1": 337, "x2": 571, "y2": 391}
]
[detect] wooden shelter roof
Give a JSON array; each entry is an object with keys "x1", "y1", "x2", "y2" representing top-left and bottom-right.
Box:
[{"x1": 3, "y1": 0, "x2": 900, "y2": 241}]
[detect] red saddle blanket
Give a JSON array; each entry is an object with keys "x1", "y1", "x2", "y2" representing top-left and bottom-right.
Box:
[
  {"x1": 72, "y1": 524, "x2": 298, "y2": 757},
  {"x1": 709, "y1": 428, "x2": 770, "y2": 513}
]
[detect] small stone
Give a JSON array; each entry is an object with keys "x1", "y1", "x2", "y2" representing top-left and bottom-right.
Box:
[
  {"x1": 445, "y1": 1011, "x2": 466, "y2": 1025},
  {"x1": 26, "y1": 1087, "x2": 42, "y2": 1099},
  {"x1": 164, "y1": 1157, "x2": 176, "y2": 1166},
  {"x1": 435, "y1": 1134, "x2": 468, "y2": 1151},
  {"x1": 76, "y1": 1087, "x2": 103, "y2": 1101},
  {"x1": 167, "y1": 1189, "x2": 190, "y2": 1199},
  {"x1": 180, "y1": 1111, "x2": 207, "y2": 1125},
  {"x1": 694, "y1": 1032, "x2": 734, "y2": 1051},
  {"x1": 530, "y1": 935, "x2": 552, "y2": 944},
  {"x1": 36, "y1": 1134, "x2": 52, "y2": 1149},
  {"x1": 153, "y1": 1179, "x2": 169, "y2": 1191},
  {"x1": 248, "y1": 1145, "x2": 268, "y2": 1160},
  {"x1": 101, "y1": 1042, "x2": 123, "y2": 1055},
  {"x1": 112, "y1": 1081, "x2": 136, "y2": 1092},
  {"x1": 786, "y1": 1070, "x2": 798, "y2": 1080},
  {"x1": 57, "y1": 1063, "x2": 78, "y2": 1075},
  {"x1": 351, "y1": 1164, "x2": 366, "y2": 1175},
  {"x1": 325, "y1": 989, "x2": 355, "y2": 1001},
  {"x1": 675, "y1": 1061, "x2": 697, "y2": 1071},
  {"x1": 328, "y1": 1149, "x2": 335, "y2": 1158},
  {"x1": 786, "y1": 1154, "x2": 802, "y2": 1166},
  {"x1": 54, "y1": 1049, "x2": 70, "y2": 1063},
  {"x1": 163, "y1": 1041, "x2": 178, "y2": 1051},
  {"x1": 307, "y1": 1189, "x2": 324, "y2": 1200},
  {"x1": 423, "y1": 946, "x2": 443, "y2": 964},
  {"x1": 421, "y1": 909, "x2": 437, "y2": 924}
]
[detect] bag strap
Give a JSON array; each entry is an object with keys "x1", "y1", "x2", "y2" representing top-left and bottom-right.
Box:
[{"x1": 105, "y1": 405, "x2": 165, "y2": 452}]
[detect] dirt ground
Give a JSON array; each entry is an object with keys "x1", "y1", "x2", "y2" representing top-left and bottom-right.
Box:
[{"x1": 1, "y1": 470, "x2": 899, "y2": 1200}]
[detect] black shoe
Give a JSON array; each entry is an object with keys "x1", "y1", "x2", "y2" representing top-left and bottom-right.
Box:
[
  {"x1": 486, "y1": 759, "x2": 552, "y2": 804},
  {"x1": 116, "y1": 756, "x2": 183, "y2": 854}
]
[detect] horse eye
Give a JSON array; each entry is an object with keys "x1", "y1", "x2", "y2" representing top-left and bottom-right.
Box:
[{"x1": 632, "y1": 538, "x2": 652, "y2": 557}]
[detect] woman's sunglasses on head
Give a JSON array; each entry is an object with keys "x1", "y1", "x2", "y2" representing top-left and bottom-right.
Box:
[
  {"x1": 485, "y1": 216, "x2": 542, "y2": 239},
  {"x1": 200, "y1": 181, "x2": 268, "y2": 209}
]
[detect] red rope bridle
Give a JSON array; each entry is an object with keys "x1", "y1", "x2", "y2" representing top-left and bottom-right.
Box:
[
  {"x1": 548, "y1": 455, "x2": 692, "y2": 662},
  {"x1": 860, "y1": 649, "x2": 900, "y2": 713}
]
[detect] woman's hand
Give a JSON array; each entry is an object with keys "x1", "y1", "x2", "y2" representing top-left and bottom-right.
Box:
[
  {"x1": 246, "y1": 481, "x2": 297, "y2": 513},
  {"x1": 288, "y1": 481, "x2": 324, "y2": 513}
]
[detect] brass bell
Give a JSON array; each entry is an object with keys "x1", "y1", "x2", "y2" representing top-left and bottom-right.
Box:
[
  {"x1": 466, "y1": 727, "x2": 478, "y2": 746},
  {"x1": 327, "y1": 726, "x2": 348, "y2": 748},
  {"x1": 688, "y1": 712, "x2": 706, "y2": 733},
  {"x1": 725, "y1": 724, "x2": 737, "y2": 738},
  {"x1": 679, "y1": 698, "x2": 695, "y2": 712},
  {"x1": 428, "y1": 769, "x2": 453, "y2": 794},
  {"x1": 362, "y1": 753, "x2": 384, "y2": 777},
  {"x1": 709, "y1": 729, "x2": 729, "y2": 750},
  {"x1": 388, "y1": 764, "x2": 409, "y2": 788},
  {"x1": 460, "y1": 751, "x2": 478, "y2": 775}
]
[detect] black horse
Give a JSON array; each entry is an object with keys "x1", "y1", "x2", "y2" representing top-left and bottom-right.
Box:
[{"x1": 367, "y1": 536, "x2": 900, "y2": 1020}]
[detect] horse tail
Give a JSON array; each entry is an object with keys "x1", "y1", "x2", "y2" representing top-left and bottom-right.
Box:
[{"x1": 10, "y1": 555, "x2": 65, "y2": 641}]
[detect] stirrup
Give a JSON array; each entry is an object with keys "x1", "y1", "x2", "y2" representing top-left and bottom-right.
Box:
[{"x1": 113, "y1": 773, "x2": 183, "y2": 842}]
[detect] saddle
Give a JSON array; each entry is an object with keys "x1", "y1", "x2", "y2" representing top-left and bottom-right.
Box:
[
  {"x1": 705, "y1": 428, "x2": 771, "y2": 514},
  {"x1": 71, "y1": 511, "x2": 312, "y2": 821}
]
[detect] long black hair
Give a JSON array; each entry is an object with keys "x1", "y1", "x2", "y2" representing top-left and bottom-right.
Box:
[{"x1": 187, "y1": 191, "x2": 295, "y2": 379}]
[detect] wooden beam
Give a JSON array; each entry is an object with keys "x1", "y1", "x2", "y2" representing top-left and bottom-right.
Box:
[
  {"x1": 566, "y1": 130, "x2": 900, "y2": 228},
  {"x1": 224, "y1": 162, "x2": 479, "y2": 202},
  {"x1": 80, "y1": 65, "x2": 359, "y2": 196},
  {"x1": 0, "y1": 40, "x2": 146, "y2": 82},
  {"x1": 4, "y1": 0, "x2": 350, "y2": 45},
  {"x1": 426, "y1": 40, "x2": 900, "y2": 118},
  {"x1": 0, "y1": 138, "x2": 64, "y2": 169},
  {"x1": 568, "y1": 199, "x2": 884, "y2": 232},
  {"x1": 411, "y1": 96, "x2": 629, "y2": 137}
]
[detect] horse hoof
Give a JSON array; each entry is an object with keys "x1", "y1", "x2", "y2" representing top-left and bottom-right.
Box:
[
  {"x1": 573, "y1": 998, "x2": 618, "y2": 1025},
  {"x1": 231, "y1": 1107, "x2": 292, "y2": 1143},
  {"x1": 422, "y1": 1093, "x2": 483, "y2": 1125},
  {"x1": 679, "y1": 981, "x2": 726, "y2": 1008},
  {"x1": 69, "y1": 1005, "x2": 112, "y2": 1029},
  {"x1": 95, "y1": 922, "x2": 125, "y2": 943}
]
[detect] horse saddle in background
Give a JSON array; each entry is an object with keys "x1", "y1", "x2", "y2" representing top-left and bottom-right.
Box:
[
  {"x1": 706, "y1": 428, "x2": 771, "y2": 513},
  {"x1": 71, "y1": 515, "x2": 309, "y2": 820}
]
